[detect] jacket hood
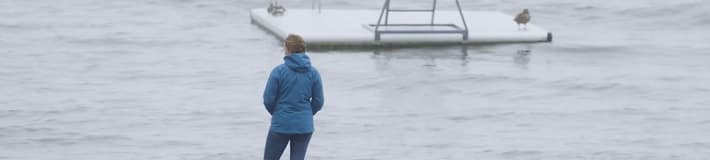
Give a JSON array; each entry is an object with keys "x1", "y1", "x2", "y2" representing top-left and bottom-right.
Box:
[{"x1": 284, "y1": 53, "x2": 312, "y2": 73}]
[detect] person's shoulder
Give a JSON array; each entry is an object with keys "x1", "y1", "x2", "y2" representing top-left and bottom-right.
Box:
[
  {"x1": 272, "y1": 64, "x2": 287, "y2": 71},
  {"x1": 309, "y1": 66, "x2": 321, "y2": 77},
  {"x1": 269, "y1": 64, "x2": 287, "y2": 76}
]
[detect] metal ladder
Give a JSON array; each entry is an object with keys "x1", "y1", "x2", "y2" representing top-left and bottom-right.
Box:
[{"x1": 373, "y1": 0, "x2": 469, "y2": 41}]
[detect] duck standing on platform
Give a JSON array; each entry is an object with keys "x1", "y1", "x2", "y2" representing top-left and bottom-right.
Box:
[{"x1": 514, "y1": 9, "x2": 530, "y2": 30}]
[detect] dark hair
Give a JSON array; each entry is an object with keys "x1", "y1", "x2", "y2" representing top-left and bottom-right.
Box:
[{"x1": 285, "y1": 34, "x2": 306, "y2": 53}]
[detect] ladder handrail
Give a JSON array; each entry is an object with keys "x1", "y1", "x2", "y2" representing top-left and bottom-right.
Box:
[
  {"x1": 431, "y1": 0, "x2": 437, "y2": 25},
  {"x1": 455, "y1": 0, "x2": 469, "y2": 40},
  {"x1": 374, "y1": 0, "x2": 390, "y2": 39},
  {"x1": 374, "y1": 0, "x2": 469, "y2": 41},
  {"x1": 311, "y1": 0, "x2": 322, "y2": 13}
]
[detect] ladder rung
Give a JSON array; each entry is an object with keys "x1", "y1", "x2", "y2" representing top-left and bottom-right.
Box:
[
  {"x1": 370, "y1": 24, "x2": 460, "y2": 27},
  {"x1": 376, "y1": 30, "x2": 466, "y2": 34},
  {"x1": 387, "y1": 9, "x2": 434, "y2": 12}
]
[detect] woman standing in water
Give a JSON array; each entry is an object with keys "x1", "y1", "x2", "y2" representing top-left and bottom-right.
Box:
[{"x1": 263, "y1": 34, "x2": 324, "y2": 160}]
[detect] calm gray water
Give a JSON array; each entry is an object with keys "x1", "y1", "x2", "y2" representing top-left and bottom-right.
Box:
[{"x1": 1, "y1": 0, "x2": 709, "y2": 159}]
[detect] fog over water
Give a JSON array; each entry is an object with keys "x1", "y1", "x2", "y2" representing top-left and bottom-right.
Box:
[{"x1": 1, "y1": 0, "x2": 709, "y2": 159}]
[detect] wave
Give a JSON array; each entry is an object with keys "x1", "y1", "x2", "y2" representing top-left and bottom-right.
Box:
[
  {"x1": 64, "y1": 37, "x2": 211, "y2": 47},
  {"x1": 611, "y1": 1, "x2": 710, "y2": 28}
]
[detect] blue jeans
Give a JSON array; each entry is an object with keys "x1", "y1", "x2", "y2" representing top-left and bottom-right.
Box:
[{"x1": 264, "y1": 130, "x2": 313, "y2": 160}]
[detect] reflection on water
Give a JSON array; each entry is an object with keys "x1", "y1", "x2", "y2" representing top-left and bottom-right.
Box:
[
  {"x1": 514, "y1": 49, "x2": 532, "y2": 68},
  {"x1": 370, "y1": 44, "x2": 534, "y2": 69}
]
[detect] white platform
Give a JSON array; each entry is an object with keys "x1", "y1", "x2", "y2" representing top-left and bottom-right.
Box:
[{"x1": 250, "y1": 8, "x2": 552, "y2": 46}]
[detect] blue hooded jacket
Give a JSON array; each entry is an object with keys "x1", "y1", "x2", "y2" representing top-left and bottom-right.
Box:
[{"x1": 263, "y1": 53, "x2": 324, "y2": 134}]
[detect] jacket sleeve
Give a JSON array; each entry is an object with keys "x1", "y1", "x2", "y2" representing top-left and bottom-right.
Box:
[
  {"x1": 263, "y1": 67, "x2": 280, "y2": 115},
  {"x1": 311, "y1": 69, "x2": 324, "y2": 115}
]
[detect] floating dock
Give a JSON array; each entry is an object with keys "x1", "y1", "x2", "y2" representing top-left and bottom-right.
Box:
[{"x1": 250, "y1": 8, "x2": 552, "y2": 47}]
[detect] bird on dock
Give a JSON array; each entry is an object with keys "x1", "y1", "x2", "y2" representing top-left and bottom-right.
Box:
[
  {"x1": 514, "y1": 9, "x2": 530, "y2": 30},
  {"x1": 267, "y1": 1, "x2": 286, "y2": 16}
]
